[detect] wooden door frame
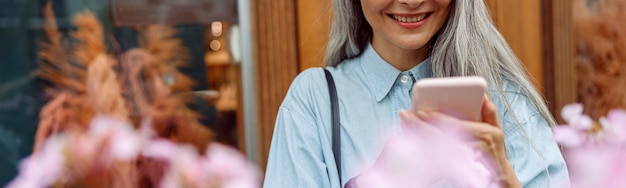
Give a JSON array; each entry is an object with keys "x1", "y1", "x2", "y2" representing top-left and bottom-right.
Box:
[
  {"x1": 249, "y1": 0, "x2": 300, "y2": 170},
  {"x1": 542, "y1": 0, "x2": 577, "y2": 123}
]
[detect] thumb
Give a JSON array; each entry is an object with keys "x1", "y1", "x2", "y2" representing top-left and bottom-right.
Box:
[{"x1": 481, "y1": 95, "x2": 500, "y2": 128}]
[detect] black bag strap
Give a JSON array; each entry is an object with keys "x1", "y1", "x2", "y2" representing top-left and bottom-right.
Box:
[{"x1": 323, "y1": 69, "x2": 342, "y2": 186}]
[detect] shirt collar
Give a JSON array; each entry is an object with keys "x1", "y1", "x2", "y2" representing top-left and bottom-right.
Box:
[{"x1": 359, "y1": 44, "x2": 432, "y2": 102}]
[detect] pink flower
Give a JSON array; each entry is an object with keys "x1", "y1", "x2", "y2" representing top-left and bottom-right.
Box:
[
  {"x1": 565, "y1": 146, "x2": 626, "y2": 188},
  {"x1": 143, "y1": 139, "x2": 201, "y2": 186},
  {"x1": 599, "y1": 109, "x2": 626, "y2": 144},
  {"x1": 553, "y1": 104, "x2": 594, "y2": 147},
  {"x1": 89, "y1": 115, "x2": 141, "y2": 161},
  {"x1": 148, "y1": 141, "x2": 260, "y2": 188},
  {"x1": 358, "y1": 134, "x2": 438, "y2": 188},
  {"x1": 358, "y1": 132, "x2": 498, "y2": 188},
  {"x1": 7, "y1": 136, "x2": 65, "y2": 188},
  {"x1": 108, "y1": 124, "x2": 141, "y2": 161},
  {"x1": 604, "y1": 149, "x2": 626, "y2": 187},
  {"x1": 561, "y1": 103, "x2": 593, "y2": 130},
  {"x1": 202, "y1": 144, "x2": 260, "y2": 188},
  {"x1": 552, "y1": 126, "x2": 589, "y2": 147},
  {"x1": 555, "y1": 104, "x2": 626, "y2": 188},
  {"x1": 143, "y1": 139, "x2": 180, "y2": 160}
]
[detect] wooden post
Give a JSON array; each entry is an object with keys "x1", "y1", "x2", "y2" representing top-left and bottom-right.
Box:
[
  {"x1": 542, "y1": 0, "x2": 577, "y2": 123},
  {"x1": 250, "y1": 0, "x2": 300, "y2": 170}
]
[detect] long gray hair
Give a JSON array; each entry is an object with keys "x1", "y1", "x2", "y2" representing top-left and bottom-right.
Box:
[{"x1": 326, "y1": 0, "x2": 554, "y2": 182}]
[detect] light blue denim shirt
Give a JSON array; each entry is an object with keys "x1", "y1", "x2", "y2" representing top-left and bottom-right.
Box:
[{"x1": 263, "y1": 44, "x2": 569, "y2": 188}]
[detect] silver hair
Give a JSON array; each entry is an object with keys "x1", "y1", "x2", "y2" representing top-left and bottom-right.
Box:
[{"x1": 326, "y1": 0, "x2": 554, "y2": 184}]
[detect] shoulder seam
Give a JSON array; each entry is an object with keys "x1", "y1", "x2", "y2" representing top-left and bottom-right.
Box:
[{"x1": 280, "y1": 98, "x2": 319, "y2": 132}]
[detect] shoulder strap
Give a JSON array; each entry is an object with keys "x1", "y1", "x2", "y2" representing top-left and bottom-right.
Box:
[{"x1": 323, "y1": 69, "x2": 342, "y2": 186}]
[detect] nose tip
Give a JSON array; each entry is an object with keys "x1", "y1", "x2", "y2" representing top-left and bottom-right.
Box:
[{"x1": 397, "y1": 0, "x2": 424, "y2": 9}]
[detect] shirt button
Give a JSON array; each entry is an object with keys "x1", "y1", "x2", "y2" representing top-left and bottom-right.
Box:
[{"x1": 400, "y1": 75, "x2": 409, "y2": 84}]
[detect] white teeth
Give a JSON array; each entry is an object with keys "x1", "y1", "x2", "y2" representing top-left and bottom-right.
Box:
[
  {"x1": 417, "y1": 15, "x2": 426, "y2": 21},
  {"x1": 393, "y1": 14, "x2": 428, "y2": 23}
]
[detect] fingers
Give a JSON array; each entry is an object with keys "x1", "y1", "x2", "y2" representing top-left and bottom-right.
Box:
[
  {"x1": 408, "y1": 109, "x2": 512, "y2": 180},
  {"x1": 399, "y1": 110, "x2": 422, "y2": 127},
  {"x1": 416, "y1": 111, "x2": 505, "y2": 151},
  {"x1": 470, "y1": 141, "x2": 497, "y2": 153},
  {"x1": 415, "y1": 110, "x2": 470, "y2": 133},
  {"x1": 399, "y1": 110, "x2": 436, "y2": 132},
  {"x1": 415, "y1": 110, "x2": 452, "y2": 124},
  {"x1": 481, "y1": 95, "x2": 501, "y2": 128}
]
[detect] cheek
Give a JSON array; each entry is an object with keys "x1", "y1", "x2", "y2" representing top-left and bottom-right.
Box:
[
  {"x1": 433, "y1": 0, "x2": 453, "y2": 26},
  {"x1": 435, "y1": 0, "x2": 453, "y2": 7},
  {"x1": 360, "y1": 0, "x2": 387, "y2": 30},
  {"x1": 435, "y1": 0, "x2": 453, "y2": 18},
  {"x1": 360, "y1": 0, "x2": 388, "y2": 14}
]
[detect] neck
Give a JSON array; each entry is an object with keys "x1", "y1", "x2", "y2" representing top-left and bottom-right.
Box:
[{"x1": 371, "y1": 41, "x2": 429, "y2": 71}]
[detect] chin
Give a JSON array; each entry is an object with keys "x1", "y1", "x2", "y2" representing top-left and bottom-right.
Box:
[
  {"x1": 392, "y1": 36, "x2": 431, "y2": 50},
  {"x1": 395, "y1": 41, "x2": 430, "y2": 51}
]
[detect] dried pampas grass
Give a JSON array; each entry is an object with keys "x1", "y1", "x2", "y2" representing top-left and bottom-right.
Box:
[
  {"x1": 87, "y1": 54, "x2": 129, "y2": 119},
  {"x1": 575, "y1": 0, "x2": 626, "y2": 119},
  {"x1": 138, "y1": 25, "x2": 195, "y2": 91},
  {"x1": 38, "y1": 1, "x2": 84, "y2": 93},
  {"x1": 121, "y1": 25, "x2": 213, "y2": 151},
  {"x1": 35, "y1": 3, "x2": 124, "y2": 152},
  {"x1": 35, "y1": 1, "x2": 94, "y2": 153},
  {"x1": 71, "y1": 11, "x2": 106, "y2": 65},
  {"x1": 33, "y1": 1, "x2": 215, "y2": 186}
]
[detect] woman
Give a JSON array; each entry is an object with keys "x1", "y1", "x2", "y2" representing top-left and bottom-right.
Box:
[{"x1": 263, "y1": 0, "x2": 569, "y2": 187}]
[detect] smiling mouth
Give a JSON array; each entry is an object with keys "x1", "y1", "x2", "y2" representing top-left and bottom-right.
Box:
[{"x1": 389, "y1": 13, "x2": 433, "y2": 23}]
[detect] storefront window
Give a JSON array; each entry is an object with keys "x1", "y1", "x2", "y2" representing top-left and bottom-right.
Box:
[{"x1": 0, "y1": 0, "x2": 248, "y2": 185}]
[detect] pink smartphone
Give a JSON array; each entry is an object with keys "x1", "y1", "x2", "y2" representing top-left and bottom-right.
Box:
[{"x1": 411, "y1": 76, "x2": 487, "y2": 121}]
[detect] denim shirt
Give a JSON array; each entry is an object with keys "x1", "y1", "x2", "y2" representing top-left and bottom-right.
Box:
[{"x1": 263, "y1": 44, "x2": 569, "y2": 188}]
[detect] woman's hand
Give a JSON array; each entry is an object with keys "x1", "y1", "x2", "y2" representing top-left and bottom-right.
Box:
[{"x1": 400, "y1": 95, "x2": 521, "y2": 188}]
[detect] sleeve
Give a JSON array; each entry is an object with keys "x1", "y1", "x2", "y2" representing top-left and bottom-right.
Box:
[
  {"x1": 263, "y1": 68, "x2": 336, "y2": 188},
  {"x1": 262, "y1": 103, "x2": 332, "y2": 188},
  {"x1": 500, "y1": 94, "x2": 570, "y2": 188}
]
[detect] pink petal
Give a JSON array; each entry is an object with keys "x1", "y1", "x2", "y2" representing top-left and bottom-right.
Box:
[
  {"x1": 143, "y1": 139, "x2": 179, "y2": 160},
  {"x1": 571, "y1": 115, "x2": 593, "y2": 130},
  {"x1": 552, "y1": 126, "x2": 585, "y2": 147},
  {"x1": 605, "y1": 109, "x2": 626, "y2": 142},
  {"x1": 357, "y1": 131, "x2": 496, "y2": 188},
  {"x1": 561, "y1": 103, "x2": 584, "y2": 124},
  {"x1": 607, "y1": 109, "x2": 626, "y2": 125},
  {"x1": 605, "y1": 150, "x2": 626, "y2": 187},
  {"x1": 8, "y1": 136, "x2": 66, "y2": 188},
  {"x1": 110, "y1": 125, "x2": 141, "y2": 161},
  {"x1": 202, "y1": 144, "x2": 259, "y2": 186},
  {"x1": 89, "y1": 115, "x2": 128, "y2": 136}
]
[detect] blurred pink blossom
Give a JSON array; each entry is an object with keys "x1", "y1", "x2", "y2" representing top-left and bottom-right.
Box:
[
  {"x1": 554, "y1": 104, "x2": 626, "y2": 188},
  {"x1": 358, "y1": 131, "x2": 498, "y2": 188},
  {"x1": 599, "y1": 109, "x2": 626, "y2": 144},
  {"x1": 144, "y1": 140, "x2": 259, "y2": 188},
  {"x1": 89, "y1": 115, "x2": 142, "y2": 161},
  {"x1": 7, "y1": 136, "x2": 65, "y2": 188},
  {"x1": 9, "y1": 114, "x2": 260, "y2": 188},
  {"x1": 202, "y1": 144, "x2": 260, "y2": 188},
  {"x1": 561, "y1": 103, "x2": 594, "y2": 130},
  {"x1": 143, "y1": 139, "x2": 206, "y2": 188},
  {"x1": 553, "y1": 104, "x2": 594, "y2": 147}
]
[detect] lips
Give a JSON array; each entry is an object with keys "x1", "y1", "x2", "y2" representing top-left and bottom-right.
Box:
[{"x1": 389, "y1": 13, "x2": 432, "y2": 23}]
